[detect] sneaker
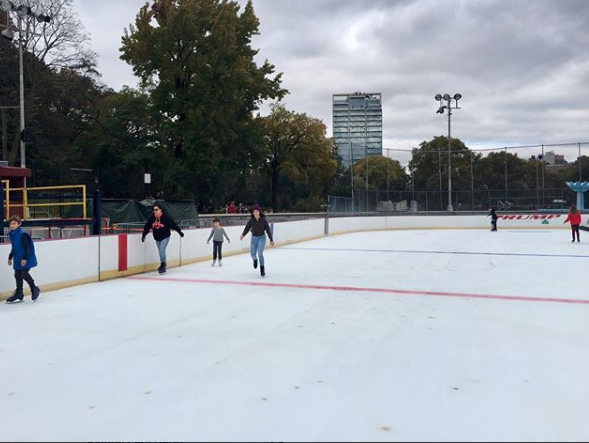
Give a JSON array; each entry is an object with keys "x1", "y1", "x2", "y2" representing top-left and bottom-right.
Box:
[
  {"x1": 253, "y1": 260, "x2": 258, "y2": 270},
  {"x1": 32, "y1": 286, "x2": 41, "y2": 302},
  {"x1": 6, "y1": 290, "x2": 24, "y2": 304}
]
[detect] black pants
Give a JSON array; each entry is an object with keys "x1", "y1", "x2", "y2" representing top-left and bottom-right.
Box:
[
  {"x1": 15, "y1": 269, "x2": 35, "y2": 292},
  {"x1": 572, "y1": 225, "x2": 580, "y2": 242},
  {"x1": 213, "y1": 241, "x2": 223, "y2": 260},
  {"x1": 491, "y1": 219, "x2": 498, "y2": 231}
]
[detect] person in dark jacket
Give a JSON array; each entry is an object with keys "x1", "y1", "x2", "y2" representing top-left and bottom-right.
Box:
[
  {"x1": 142, "y1": 204, "x2": 184, "y2": 274},
  {"x1": 489, "y1": 208, "x2": 499, "y2": 232},
  {"x1": 240, "y1": 205, "x2": 275, "y2": 277},
  {"x1": 6, "y1": 215, "x2": 40, "y2": 304}
]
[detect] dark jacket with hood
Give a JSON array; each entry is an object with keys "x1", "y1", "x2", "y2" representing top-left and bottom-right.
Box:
[
  {"x1": 242, "y1": 213, "x2": 274, "y2": 242},
  {"x1": 142, "y1": 213, "x2": 184, "y2": 242}
]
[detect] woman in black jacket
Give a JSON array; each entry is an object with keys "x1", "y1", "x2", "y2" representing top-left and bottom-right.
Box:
[
  {"x1": 240, "y1": 205, "x2": 275, "y2": 277},
  {"x1": 142, "y1": 204, "x2": 184, "y2": 274}
]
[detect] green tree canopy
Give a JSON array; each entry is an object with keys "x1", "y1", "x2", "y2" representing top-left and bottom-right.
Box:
[{"x1": 120, "y1": 0, "x2": 287, "y2": 201}]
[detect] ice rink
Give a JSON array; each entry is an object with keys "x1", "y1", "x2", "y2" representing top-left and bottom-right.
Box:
[{"x1": 1, "y1": 229, "x2": 588, "y2": 442}]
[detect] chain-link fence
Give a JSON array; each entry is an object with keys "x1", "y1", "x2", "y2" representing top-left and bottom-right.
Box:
[{"x1": 329, "y1": 187, "x2": 576, "y2": 214}]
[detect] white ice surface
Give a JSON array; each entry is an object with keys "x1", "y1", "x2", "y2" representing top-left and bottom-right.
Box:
[{"x1": 0, "y1": 230, "x2": 588, "y2": 442}]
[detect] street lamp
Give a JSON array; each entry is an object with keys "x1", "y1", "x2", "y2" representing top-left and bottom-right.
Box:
[
  {"x1": 435, "y1": 93, "x2": 462, "y2": 212},
  {"x1": 0, "y1": 0, "x2": 51, "y2": 178}
]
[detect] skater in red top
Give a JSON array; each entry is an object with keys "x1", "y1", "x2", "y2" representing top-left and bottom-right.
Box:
[{"x1": 564, "y1": 205, "x2": 582, "y2": 243}]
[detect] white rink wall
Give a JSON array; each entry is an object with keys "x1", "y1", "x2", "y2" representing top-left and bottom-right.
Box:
[{"x1": 0, "y1": 214, "x2": 567, "y2": 298}]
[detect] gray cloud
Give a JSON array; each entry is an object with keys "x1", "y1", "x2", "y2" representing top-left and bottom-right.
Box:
[{"x1": 76, "y1": 0, "x2": 589, "y2": 164}]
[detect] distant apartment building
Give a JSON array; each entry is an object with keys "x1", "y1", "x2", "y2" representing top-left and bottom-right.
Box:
[
  {"x1": 544, "y1": 151, "x2": 567, "y2": 167},
  {"x1": 333, "y1": 92, "x2": 383, "y2": 166}
]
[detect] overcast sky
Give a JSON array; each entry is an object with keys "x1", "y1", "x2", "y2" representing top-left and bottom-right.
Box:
[{"x1": 77, "y1": 0, "x2": 589, "y2": 164}]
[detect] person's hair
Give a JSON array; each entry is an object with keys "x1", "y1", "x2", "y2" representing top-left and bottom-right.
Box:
[
  {"x1": 8, "y1": 215, "x2": 22, "y2": 224},
  {"x1": 153, "y1": 204, "x2": 163, "y2": 212},
  {"x1": 570, "y1": 204, "x2": 579, "y2": 215},
  {"x1": 213, "y1": 218, "x2": 221, "y2": 224}
]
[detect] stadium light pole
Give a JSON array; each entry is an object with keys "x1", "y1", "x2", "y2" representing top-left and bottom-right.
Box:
[
  {"x1": 349, "y1": 141, "x2": 355, "y2": 213},
  {"x1": 435, "y1": 93, "x2": 462, "y2": 212},
  {"x1": 1, "y1": 0, "x2": 51, "y2": 178}
]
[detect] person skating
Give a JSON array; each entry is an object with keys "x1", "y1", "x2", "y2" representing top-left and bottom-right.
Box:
[
  {"x1": 489, "y1": 208, "x2": 499, "y2": 232},
  {"x1": 564, "y1": 205, "x2": 582, "y2": 243},
  {"x1": 6, "y1": 216, "x2": 41, "y2": 304},
  {"x1": 240, "y1": 205, "x2": 275, "y2": 277},
  {"x1": 207, "y1": 218, "x2": 231, "y2": 267},
  {"x1": 142, "y1": 204, "x2": 184, "y2": 274}
]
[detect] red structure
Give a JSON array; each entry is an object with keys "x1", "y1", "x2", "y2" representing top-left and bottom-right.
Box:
[{"x1": 0, "y1": 165, "x2": 32, "y2": 219}]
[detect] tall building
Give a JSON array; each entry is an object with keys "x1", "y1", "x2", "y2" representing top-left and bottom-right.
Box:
[
  {"x1": 544, "y1": 151, "x2": 567, "y2": 167},
  {"x1": 333, "y1": 92, "x2": 383, "y2": 166}
]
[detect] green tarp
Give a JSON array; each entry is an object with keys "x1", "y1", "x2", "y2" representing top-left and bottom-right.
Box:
[{"x1": 91, "y1": 199, "x2": 200, "y2": 225}]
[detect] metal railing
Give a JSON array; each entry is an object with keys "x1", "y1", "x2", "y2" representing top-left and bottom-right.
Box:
[{"x1": 3, "y1": 184, "x2": 87, "y2": 220}]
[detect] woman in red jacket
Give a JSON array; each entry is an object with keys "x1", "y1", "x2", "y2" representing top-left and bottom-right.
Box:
[{"x1": 564, "y1": 205, "x2": 582, "y2": 243}]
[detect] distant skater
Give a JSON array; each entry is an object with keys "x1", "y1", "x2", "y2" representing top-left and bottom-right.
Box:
[
  {"x1": 240, "y1": 205, "x2": 275, "y2": 277},
  {"x1": 489, "y1": 208, "x2": 499, "y2": 232},
  {"x1": 564, "y1": 205, "x2": 582, "y2": 243},
  {"x1": 207, "y1": 218, "x2": 231, "y2": 267}
]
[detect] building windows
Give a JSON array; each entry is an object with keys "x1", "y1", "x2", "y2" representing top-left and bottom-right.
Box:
[{"x1": 333, "y1": 93, "x2": 383, "y2": 166}]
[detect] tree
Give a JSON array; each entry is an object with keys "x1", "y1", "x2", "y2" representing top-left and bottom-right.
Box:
[
  {"x1": 20, "y1": 0, "x2": 98, "y2": 70},
  {"x1": 120, "y1": 0, "x2": 287, "y2": 201},
  {"x1": 0, "y1": 0, "x2": 99, "y2": 168},
  {"x1": 353, "y1": 156, "x2": 407, "y2": 191},
  {"x1": 410, "y1": 136, "x2": 476, "y2": 192},
  {"x1": 79, "y1": 87, "x2": 165, "y2": 198},
  {"x1": 260, "y1": 104, "x2": 337, "y2": 211}
]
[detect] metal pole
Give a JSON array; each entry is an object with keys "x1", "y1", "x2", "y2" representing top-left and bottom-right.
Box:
[
  {"x1": 447, "y1": 102, "x2": 453, "y2": 212},
  {"x1": 504, "y1": 147, "x2": 508, "y2": 203},
  {"x1": 365, "y1": 108, "x2": 369, "y2": 194},
  {"x1": 438, "y1": 149, "x2": 442, "y2": 211},
  {"x1": 542, "y1": 145, "x2": 545, "y2": 209},
  {"x1": 18, "y1": 17, "x2": 26, "y2": 179},
  {"x1": 470, "y1": 151, "x2": 475, "y2": 211},
  {"x1": 350, "y1": 142, "x2": 354, "y2": 213},
  {"x1": 387, "y1": 157, "x2": 390, "y2": 195},
  {"x1": 579, "y1": 142, "x2": 582, "y2": 183},
  {"x1": 536, "y1": 158, "x2": 540, "y2": 209}
]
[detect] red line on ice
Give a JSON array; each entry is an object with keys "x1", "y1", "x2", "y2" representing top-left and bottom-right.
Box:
[{"x1": 128, "y1": 276, "x2": 589, "y2": 306}]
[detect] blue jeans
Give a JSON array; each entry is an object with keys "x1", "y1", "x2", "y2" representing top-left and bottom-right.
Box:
[
  {"x1": 251, "y1": 235, "x2": 267, "y2": 267},
  {"x1": 156, "y1": 236, "x2": 171, "y2": 263}
]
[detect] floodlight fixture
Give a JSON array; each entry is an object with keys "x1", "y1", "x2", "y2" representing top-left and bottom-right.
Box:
[{"x1": 15, "y1": 5, "x2": 31, "y2": 18}]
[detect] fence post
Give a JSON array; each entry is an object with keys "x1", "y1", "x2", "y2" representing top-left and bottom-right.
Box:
[
  {"x1": 0, "y1": 178, "x2": 4, "y2": 239},
  {"x1": 93, "y1": 190, "x2": 102, "y2": 236}
]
